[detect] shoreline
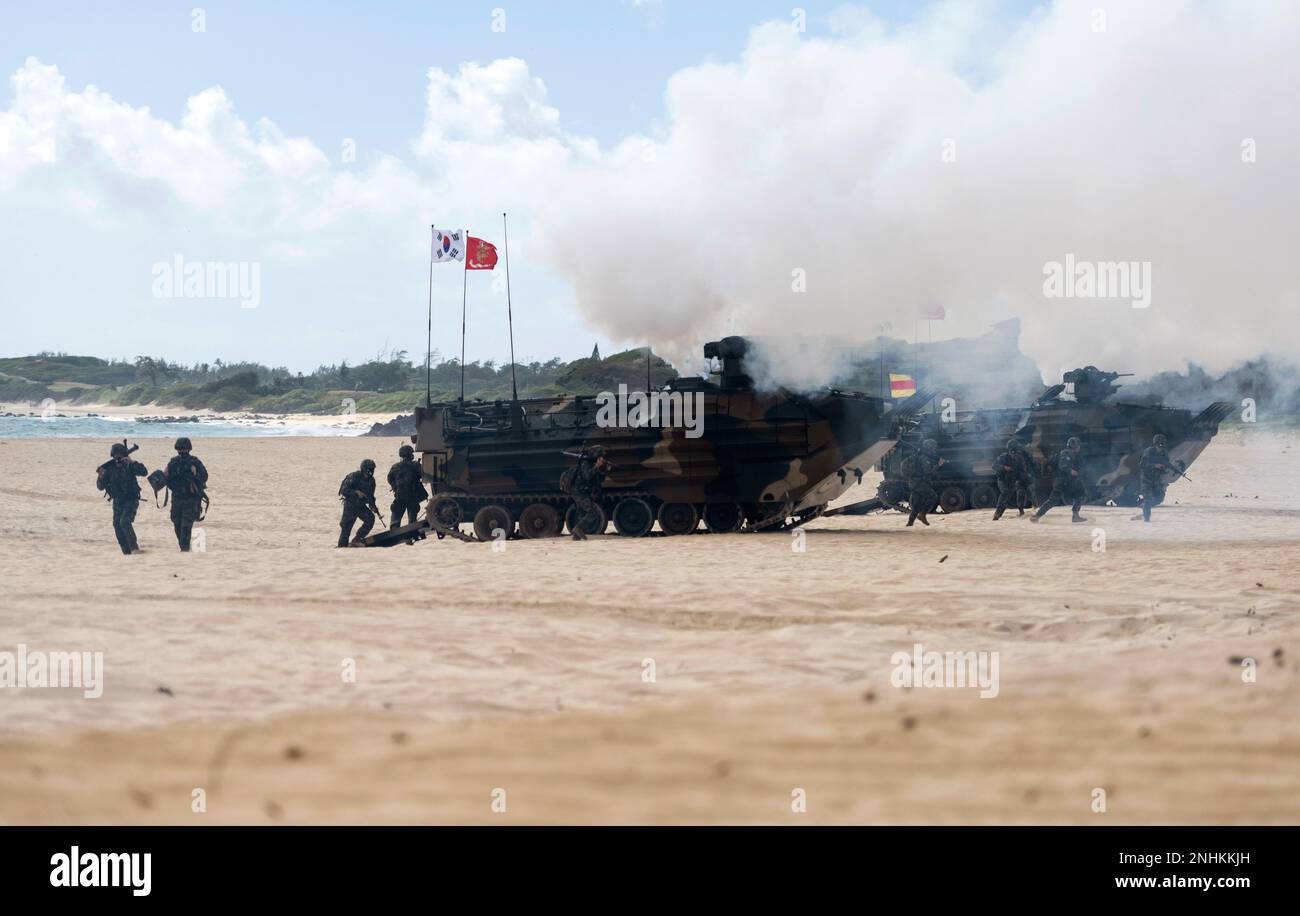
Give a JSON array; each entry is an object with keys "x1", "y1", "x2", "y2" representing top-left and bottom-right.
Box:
[{"x1": 0, "y1": 399, "x2": 400, "y2": 434}]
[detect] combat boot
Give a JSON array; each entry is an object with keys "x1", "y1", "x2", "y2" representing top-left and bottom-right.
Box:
[
  {"x1": 917, "y1": 512, "x2": 930, "y2": 527},
  {"x1": 1071, "y1": 511, "x2": 1088, "y2": 523},
  {"x1": 571, "y1": 529, "x2": 588, "y2": 541},
  {"x1": 992, "y1": 506, "x2": 1005, "y2": 521}
]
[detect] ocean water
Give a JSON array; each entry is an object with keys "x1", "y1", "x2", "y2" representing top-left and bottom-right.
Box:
[{"x1": 0, "y1": 414, "x2": 363, "y2": 439}]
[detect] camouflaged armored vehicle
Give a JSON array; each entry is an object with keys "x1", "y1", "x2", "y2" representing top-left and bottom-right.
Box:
[
  {"x1": 855, "y1": 366, "x2": 1232, "y2": 515},
  {"x1": 365, "y1": 336, "x2": 934, "y2": 544}
]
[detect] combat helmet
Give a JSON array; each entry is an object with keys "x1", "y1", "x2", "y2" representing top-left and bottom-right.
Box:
[
  {"x1": 398, "y1": 444, "x2": 415, "y2": 459},
  {"x1": 1066, "y1": 436, "x2": 1082, "y2": 450},
  {"x1": 174, "y1": 437, "x2": 193, "y2": 451},
  {"x1": 921, "y1": 438, "x2": 939, "y2": 453},
  {"x1": 360, "y1": 459, "x2": 377, "y2": 473},
  {"x1": 1152, "y1": 433, "x2": 1167, "y2": 448},
  {"x1": 587, "y1": 445, "x2": 606, "y2": 460},
  {"x1": 110, "y1": 442, "x2": 129, "y2": 458},
  {"x1": 1007, "y1": 438, "x2": 1023, "y2": 452}
]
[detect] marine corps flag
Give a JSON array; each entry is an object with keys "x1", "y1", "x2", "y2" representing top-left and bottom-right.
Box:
[
  {"x1": 890, "y1": 373, "x2": 917, "y2": 398},
  {"x1": 466, "y1": 236, "x2": 498, "y2": 270}
]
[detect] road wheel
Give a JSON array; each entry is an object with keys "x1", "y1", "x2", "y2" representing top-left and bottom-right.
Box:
[
  {"x1": 429, "y1": 497, "x2": 462, "y2": 529},
  {"x1": 938, "y1": 485, "x2": 969, "y2": 514},
  {"x1": 518, "y1": 503, "x2": 561, "y2": 539},
  {"x1": 657, "y1": 502, "x2": 698, "y2": 535},
  {"x1": 565, "y1": 503, "x2": 607, "y2": 536},
  {"x1": 472, "y1": 504, "x2": 515, "y2": 541},
  {"x1": 970, "y1": 484, "x2": 998, "y2": 510},
  {"x1": 702, "y1": 502, "x2": 742, "y2": 533},
  {"x1": 612, "y1": 497, "x2": 654, "y2": 537}
]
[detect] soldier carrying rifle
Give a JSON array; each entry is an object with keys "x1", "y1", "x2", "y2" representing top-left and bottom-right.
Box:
[
  {"x1": 337, "y1": 459, "x2": 380, "y2": 548},
  {"x1": 96, "y1": 440, "x2": 147, "y2": 555},
  {"x1": 561, "y1": 445, "x2": 610, "y2": 541}
]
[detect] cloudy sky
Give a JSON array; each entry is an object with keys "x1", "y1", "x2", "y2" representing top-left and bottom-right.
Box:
[{"x1": 1, "y1": 0, "x2": 1295, "y2": 382}]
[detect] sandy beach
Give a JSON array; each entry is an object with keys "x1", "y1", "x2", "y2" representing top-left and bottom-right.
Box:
[{"x1": 0, "y1": 427, "x2": 1296, "y2": 824}]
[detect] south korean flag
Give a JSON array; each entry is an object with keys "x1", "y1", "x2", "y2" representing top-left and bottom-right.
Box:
[{"x1": 432, "y1": 228, "x2": 467, "y2": 263}]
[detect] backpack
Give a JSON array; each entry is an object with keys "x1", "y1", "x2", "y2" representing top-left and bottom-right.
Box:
[
  {"x1": 393, "y1": 460, "x2": 428, "y2": 500},
  {"x1": 559, "y1": 465, "x2": 578, "y2": 496}
]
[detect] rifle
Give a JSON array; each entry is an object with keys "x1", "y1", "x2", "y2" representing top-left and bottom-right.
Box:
[
  {"x1": 97, "y1": 440, "x2": 142, "y2": 497},
  {"x1": 893, "y1": 438, "x2": 946, "y2": 466},
  {"x1": 562, "y1": 447, "x2": 616, "y2": 471},
  {"x1": 1158, "y1": 462, "x2": 1192, "y2": 483},
  {"x1": 98, "y1": 439, "x2": 140, "y2": 468}
]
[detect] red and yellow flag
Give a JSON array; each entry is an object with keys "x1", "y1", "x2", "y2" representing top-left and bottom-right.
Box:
[{"x1": 889, "y1": 373, "x2": 916, "y2": 398}]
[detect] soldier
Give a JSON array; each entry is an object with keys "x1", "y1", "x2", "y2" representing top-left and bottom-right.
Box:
[
  {"x1": 1030, "y1": 436, "x2": 1088, "y2": 523},
  {"x1": 387, "y1": 444, "x2": 428, "y2": 528},
  {"x1": 164, "y1": 437, "x2": 209, "y2": 551},
  {"x1": 1138, "y1": 433, "x2": 1181, "y2": 522},
  {"x1": 96, "y1": 442, "x2": 147, "y2": 554},
  {"x1": 992, "y1": 438, "x2": 1031, "y2": 520},
  {"x1": 337, "y1": 459, "x2": 379, "y2": 548},
  {"x1": 568, "y1": 446, "x2": 609, "y2": 541},
  {"x1": 903, "y1": 439, "x2": 943, "y2": 527}
]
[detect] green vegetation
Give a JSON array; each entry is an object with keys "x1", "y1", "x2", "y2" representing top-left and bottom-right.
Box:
[{"x1": 0, "y1": 348, "x2": 677, "y2": 415}]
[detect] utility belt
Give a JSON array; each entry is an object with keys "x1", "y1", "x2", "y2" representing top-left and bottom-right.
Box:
[{"x1": 149, "y1": 473, "x2": 208, "y2": 520}]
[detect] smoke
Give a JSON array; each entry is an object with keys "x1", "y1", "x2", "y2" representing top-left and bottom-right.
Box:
[
  {"x1": 536, "y1": 1, "x2": 1300, "y2": 386},
  {"x1": 1122, "y1": 357, "x2": 1300, "y2": 418}
]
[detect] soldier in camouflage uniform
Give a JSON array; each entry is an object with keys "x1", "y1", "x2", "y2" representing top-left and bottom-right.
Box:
[
  {"x1": 386, "y1": 444, "x2": 428, "y2": 528},
  {"x1": 1031, "y1": 436, "x2": 1088, "y2": 523},
  {"x1": 164, "y1": 436, "x2": 209, "y2": 551},
  {"x1": 992, "y1": 438, "x2": 1033, "y2": 520},
  {"x1": 903, "y1": 439, "x2": 943, "y2": 527},
  {"x1": 569, "y1": 446, "x2": 609, "y2": 541},
  {"x1": 1138, "y1": 433, "x2": 1181, "y2": 523},
  {"x1": 337, "y1": 459, "x2": 379, "y2": 547},
  {"x1": 96, "y1": 442, "x2": 148, "y2": 554}
]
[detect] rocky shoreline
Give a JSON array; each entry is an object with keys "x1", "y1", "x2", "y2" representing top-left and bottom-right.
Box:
[{"x1": 365, "y1": 414, "x2": 416, "y2": 437}]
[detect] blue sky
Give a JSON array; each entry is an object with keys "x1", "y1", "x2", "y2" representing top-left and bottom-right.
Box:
[{"x1": 9, "y1": 0, "x2": 1023, "y2": 369}]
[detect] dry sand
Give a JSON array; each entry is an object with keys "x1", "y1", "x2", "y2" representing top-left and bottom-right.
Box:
[{"x1": 0, "y1": 427, "x2": 1296, "y2": 824}]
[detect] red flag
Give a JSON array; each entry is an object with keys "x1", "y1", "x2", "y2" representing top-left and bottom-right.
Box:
[
  {"x1": 466, "y1": 236, "x2": 498, "y2": 270},
  {"x1": 917, "y1": 304, "x2": 946, "y2": 320}
]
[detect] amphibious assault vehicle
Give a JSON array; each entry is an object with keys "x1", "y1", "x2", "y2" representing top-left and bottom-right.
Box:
[
  {"x1": 364, "y1": 336, "x2": 934, "y2": 544},
  {"x1": 839, "y1": 367, "x2": 1233, "y2": 516}
]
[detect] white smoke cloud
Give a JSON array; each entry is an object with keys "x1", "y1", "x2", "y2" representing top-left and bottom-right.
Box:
[
  {"x1": 536, "y1": 0, "x2": 1300, "y2": 382},
  {"x1": 1, "y1": 1, "x2": 1296, "y2": 381}
]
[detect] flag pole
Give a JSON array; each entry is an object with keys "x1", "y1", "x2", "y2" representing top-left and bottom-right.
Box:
[
  {"x1": 502, "y1": 212, "x2": 519, "y2": 403},
  {"x1": 426, "y1": 224, "x2": 434, "y2": 408},
  {"x1": 459, "y1": 249, "x2": 468, "y2": 404},
  {"x1": 879, "y1": 323, "x2": 886, "y2": 400}
]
